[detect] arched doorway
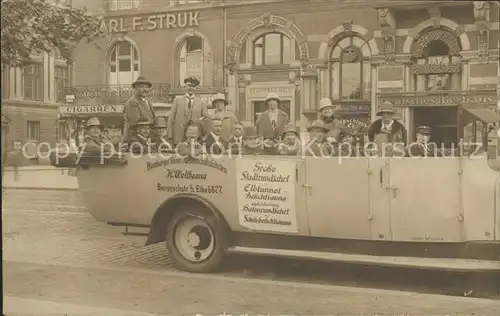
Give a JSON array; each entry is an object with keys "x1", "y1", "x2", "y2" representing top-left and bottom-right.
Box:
[{"x1": 409, "y1": 28, "x2": 462, "y2": 148}]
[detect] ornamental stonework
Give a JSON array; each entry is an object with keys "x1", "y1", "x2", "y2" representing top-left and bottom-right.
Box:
[
  {"x1": 411, "y1": 63, "x2": 461, "y2": 75},
  {"x1": 411, "y1": 30, "x2": 461, "y2": 57}
]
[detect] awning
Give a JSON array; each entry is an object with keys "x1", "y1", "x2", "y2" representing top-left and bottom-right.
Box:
[{"x1": 462, "y1": 104, "x2": 500, "y2": 123}]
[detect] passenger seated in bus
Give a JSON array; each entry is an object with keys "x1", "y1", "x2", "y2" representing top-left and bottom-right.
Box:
[
  {"x1": 278, "y1": 124, "x2": 301, "y2": 156},
  {"x1": 205, "y1": 118, "x2": 225, "y2": 155},
  {"x1": 337, "y1": 128, "x2": 357, "y2": 157},
  {"x1": 241, "y1": 125, "x2": 263, "y2": 155},
  {"x1": 176, "y1": 122, "x2": 204, "y2": 158},
  {"x1": 82, "y1": 117, "x2": 111, "y2": 155},
  {"x1": 128, "y1": 118, "x2": 154, "y2": 154},
  {"x1": 317, "y1": 98, "x2": 342, "y2": 144},
  {"x1": 304, "y1": 120, "x2": 334, "y2": 157},
  {"x1": 408, "y1": 126, "x2": 438, "y2": 157},
  {"x1": 226, "y1": 122, "x2": 244, "y2": 155},
  {"x1": 151, "y1": 116, "x2": 171, "y2": 152}
]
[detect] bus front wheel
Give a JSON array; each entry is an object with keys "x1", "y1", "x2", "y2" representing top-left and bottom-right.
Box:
[{"x1": 166, "y1": 207, "x2": 228, "y2": 273}]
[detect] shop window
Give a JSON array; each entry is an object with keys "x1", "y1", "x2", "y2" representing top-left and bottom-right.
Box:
[
  {"x1": 178, "y1": 35, "x2": 212, "y2": 86},
  {"x1": 27, "y1": 121, "x2": 40, "y2": 141},
  {"x1": 424, "y1": 40, "x2": 452, "y2": 91},
  {"x1": 109, "y1": 0, "x2": 139, "y2": 11},
  {"x1": 253, "y1": 33, "x2": 292, "y2": 66},
  {"x1": 22, "y1": 63, "x2": 43, "y2": 101},
  {"x1": 108, "y1": 40, "x2": 140, "y2": 86},
  {"x1": 329, "y1": 36, "x2": 371, "y2": 101}
]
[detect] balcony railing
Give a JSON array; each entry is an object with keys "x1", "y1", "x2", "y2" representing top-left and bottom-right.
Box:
[{"x1": 63, "y1": 84, "x2": 172, "y2": 105}]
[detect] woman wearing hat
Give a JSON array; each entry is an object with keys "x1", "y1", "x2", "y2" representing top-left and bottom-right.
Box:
[
  {"x1": 317, "y1": 98, "x2": 342, "y2": 144},
  {"x1": 367, "y1": 101, "x2": 407, "y2": 157},
  {"x1": 338, "y1": 128, "x2": 358, "y2": 157},
  {"x1": 256, "y1": 92, "x2": 290, "y2": 141},
  {"x1": 278, "y1": 124, "x2": 302, "y2": 156},
  {"x1": 124, "y1": 76, "x2": 156, "y2": 142},
  {"x1": 304, "y1": 120, "x2": 334, "y2": 157},
  {"x1": 208, "y1": 92, "x2": 237, "y2": 142},
  {"x1": 167, "y1": 77, "x2": 209, "y2": 146}
]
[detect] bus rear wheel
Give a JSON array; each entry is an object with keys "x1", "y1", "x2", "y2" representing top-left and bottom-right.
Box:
[{"x1": 166, "y1": 208, "x2": 228, "y2": 273}]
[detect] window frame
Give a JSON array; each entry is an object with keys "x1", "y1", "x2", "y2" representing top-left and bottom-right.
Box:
[
  {"x1": 107, "y1": 40, "x2": 141, "y2": 86},
  {"x1": 252, "y1": 32, "x2": 292, "y2": 67},
  {"x1": 26, "y1": 120, "x2": 41, "y2": 141},
  {"x1": 108, "y1": 0, "x2": 140, "y2": 11},
  {"x1": 328, "y1": 35, "x2": 371, "y2": 102},
  {"x1": 22, "y1": 63, "x2": 43, "y2": 101}
]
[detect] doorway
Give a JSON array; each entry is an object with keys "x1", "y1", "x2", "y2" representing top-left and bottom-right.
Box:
[
  {"x1": 412, "y1": 106, "x2": 458, "y2": 148},
  {"x1": 252, "y1": 100, "x2": 291, "y2": 124}
]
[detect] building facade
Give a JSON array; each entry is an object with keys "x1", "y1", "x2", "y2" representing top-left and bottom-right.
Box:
[{"x1": 64, "y1": 0, "x2": 500, "y2": 144}]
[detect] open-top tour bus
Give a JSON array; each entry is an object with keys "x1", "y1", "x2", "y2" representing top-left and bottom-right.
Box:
[{"x1": 51, "y1": 103, "x2": 500, "y2": 273}]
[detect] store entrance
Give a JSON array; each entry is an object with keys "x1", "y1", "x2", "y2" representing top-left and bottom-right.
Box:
[{"x1": 412, "y1": 106, "x2": 457, "y2": 148}]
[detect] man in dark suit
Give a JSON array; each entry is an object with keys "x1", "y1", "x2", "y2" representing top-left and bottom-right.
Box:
[
  {"x1": 409, "y1": 126, "x2": 438, "y2": 157},
  {"x1": 124, "y1": 76, "x2": 156, "y2": 142},
  {"x1": 256, "y1": 92, "x2": 289, "y2": 141},
  {"x1": 204, "y1": 118, "x2": 225, "y2": 155},
  {"x1": 227, "y1": 121, "x2": 244, "y2": 156},
  {"x1": 167, "y1": 77, "x2": 209, "y2": 146}
]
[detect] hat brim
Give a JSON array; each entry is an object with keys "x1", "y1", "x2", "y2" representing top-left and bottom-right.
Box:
[
  {"x1": 86, "y1": 124, "x2": 101, "y2": 128},
  {"x1": 212, "y1": 98, "x2": 228, "y2": 105},
  {"x1": 283, "y1": 130, "x2": 299, "y2": 136},
  {"x1": 307, "y1": 126, "x2": 328, "y2": 132},
  {"x1": 377, "y1": 110, "x2": 395, "y2": 115},
  {"x1": 265, "y1": 98, "x2": 280, "y2": 103},
  {"x1": 318, "y1": 105, "x2": 334, "y2": 112},
  {"x1": 184, "y1": 79, "x2": 200, "y2": 86},
  {"x1": 132, "y1": 81, "x2": 152, "y2": 88},
  {"x1": 153, "y1": 125, "x2": 167, "y2": 128}
]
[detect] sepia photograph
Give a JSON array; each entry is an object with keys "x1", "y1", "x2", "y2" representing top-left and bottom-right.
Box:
[{"x1": 1, "y1": 0, "x2": 500, "y2": 315}]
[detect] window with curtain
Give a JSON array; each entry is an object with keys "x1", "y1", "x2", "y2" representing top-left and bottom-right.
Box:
[
  {"x1": 253, "y1": 32, "x2": 292, "y2": 66},
  {"x1": 22, "y1": 63, "x2": 43, "y2": 101},
  {"x1": 178, "y1": 35, "x2": 213, "y2": 87},
  {"x1": 109, "y1": 0, "x2": 140, "y2": 11},
  {"x1": 108, "y1": 40, "x2": 140, "y2": 86},
  {"x1": 329, "y1": 35, "x2": 371, "y2": 101}
]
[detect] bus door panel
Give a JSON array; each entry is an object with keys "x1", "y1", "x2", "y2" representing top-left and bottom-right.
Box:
[
  {"x1": 368, "y1": 157, "x2": 392, "y2": 241},
  {"x1": 388, "y1": 158, "x2": 461, "y2": 242},
  {"x1": 462, "y1": 158, "x2": 497, "y2": 241},
  {"x1": 304, "y1": 157, "x2": 371, "y2": 239}
]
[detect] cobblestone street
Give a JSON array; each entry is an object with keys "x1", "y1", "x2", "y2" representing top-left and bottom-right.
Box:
[{"x1": 3, "y1": 189, "x2": 500, "y2": 315}]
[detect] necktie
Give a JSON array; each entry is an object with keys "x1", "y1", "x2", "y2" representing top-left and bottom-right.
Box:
[
  {"x1": 272, "y1": 120, "x2": 276, "y2": 129},
  {"x1": 187, "y1": 97, "x2": 192, "y2": 109}
]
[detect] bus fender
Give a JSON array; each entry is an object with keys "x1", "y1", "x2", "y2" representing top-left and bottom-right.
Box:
[{"x1": 145, "y1": 193, "x2": 230, "y2": 246}]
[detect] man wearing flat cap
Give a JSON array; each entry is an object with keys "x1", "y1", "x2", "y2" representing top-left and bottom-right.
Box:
[
  {"x1": 256, "y1": 92, "x2": 290, "y2": 141},
  {"x1": 367, "y1": 101, "x2": 407, "y2": 157},
  {"x1": 167, "y1": 77, "x2": 209, "y2": 146},
  {"x1": 409, "y1": 125, "x2": 438, "y2": 157},
  {"x1": 124, "y1": 76, "x2": 156, "y2": 142}
]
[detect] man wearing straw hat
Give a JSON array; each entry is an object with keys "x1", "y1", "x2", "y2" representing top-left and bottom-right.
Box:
[
  {"x1": 367, "y1": 101, "x2": 407, "y2": 156},
  {"x1": 167, "y1": 76, "x2": 209, "y2": 146},
  {"x1": 124, "y1": 76, "x2": 156, "y2": 142},
  {"x1": 256, "y1": 92, "x2": 290, "y2": 141}
]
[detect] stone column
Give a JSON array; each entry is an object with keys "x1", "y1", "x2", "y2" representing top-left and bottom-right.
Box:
[
  {"x1": 301, "y1": 69, "x2": 318, "y2": 130},
  {"x1": 451, "y1": 56, "x2": 461, "y2": 90}
]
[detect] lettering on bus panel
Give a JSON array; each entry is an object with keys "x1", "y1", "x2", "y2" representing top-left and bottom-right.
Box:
[
  {"x1": 236, "y1": 160, "x2": 298, "y2": 233},
  {"x1": 58, "y1": 105, "x2": 124, "y2": 115},
  {"x1": 146, "y1": 157, "x2": 227, "y2": 174}
]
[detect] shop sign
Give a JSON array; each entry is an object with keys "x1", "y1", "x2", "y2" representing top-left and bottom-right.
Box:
[
  {"x1": 236, "y1": 160, "x2": 297, "y2": 233},
  {"x1": 101, "y1": 12, "x2": 200, "y2": 33},
  {"x1": 380, "y1": 93, "x2": 496, "y2": 107},
  {"x1": 247, "y1": 85, "x2": 295, "y2": 98},
  {"x1": 58, "y1": 105, "x2": 125, "y2": 116}
]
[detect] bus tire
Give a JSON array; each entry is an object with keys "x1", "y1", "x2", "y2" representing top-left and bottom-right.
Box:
[{"x1": 166, "y1": 207, "x2": 228, "y2": 273}]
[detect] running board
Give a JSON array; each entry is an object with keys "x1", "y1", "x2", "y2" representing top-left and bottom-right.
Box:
[{"x1": 227, "y1": 246, "x2": 500, "y2": 272}]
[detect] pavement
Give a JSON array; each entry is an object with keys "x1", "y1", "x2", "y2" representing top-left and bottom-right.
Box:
[
  {"x1": 2, "y1": 166, "x2": 78, "y2": 190},
  {"x1": 3, "y1": 189, "x2": 500, "y2": 315}
]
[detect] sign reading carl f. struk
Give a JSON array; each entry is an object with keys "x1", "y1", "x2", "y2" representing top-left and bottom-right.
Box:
[{"x1": 236, "y1": 160, "x2": 297, "y2": 233}]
